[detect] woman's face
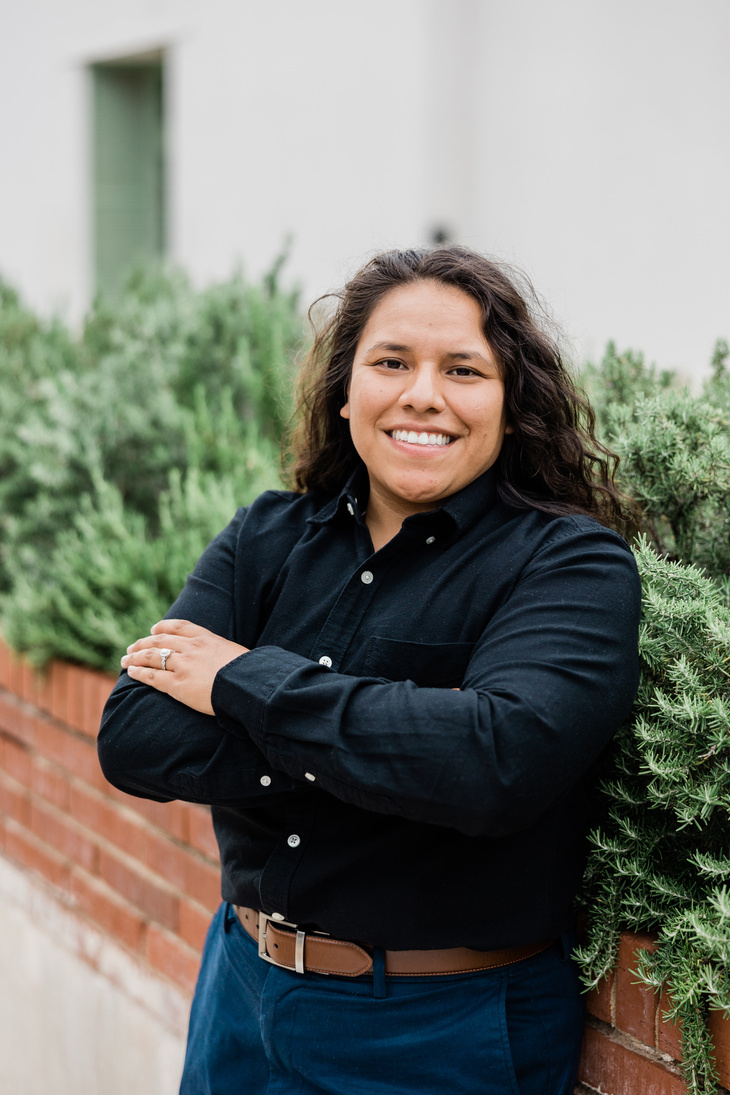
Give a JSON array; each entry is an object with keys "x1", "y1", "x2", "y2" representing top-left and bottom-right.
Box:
[{"x1": 341, "y1": 280, "x2": 511, "y2": 521}]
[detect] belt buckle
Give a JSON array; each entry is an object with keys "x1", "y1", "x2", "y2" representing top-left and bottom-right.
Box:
[{"x1": 258, "y1": 911, "x2": 308, "y2": 974}]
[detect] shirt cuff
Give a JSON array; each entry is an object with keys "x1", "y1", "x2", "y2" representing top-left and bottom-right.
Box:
[{"x1": 211, "y1": 645, "x2": 312, "y2": 745}]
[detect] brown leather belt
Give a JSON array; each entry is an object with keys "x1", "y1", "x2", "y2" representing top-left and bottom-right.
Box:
[{"x1": 234, "y1": 906, "x2": 553, "y2": 978}]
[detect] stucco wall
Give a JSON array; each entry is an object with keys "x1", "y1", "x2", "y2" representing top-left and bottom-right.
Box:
[
  {"x1": 0, "y1": 0, "x2": 727, "y2": 376},
  {"x1": 0, "y1": 856, "x2": 186, "y2": 1095}
]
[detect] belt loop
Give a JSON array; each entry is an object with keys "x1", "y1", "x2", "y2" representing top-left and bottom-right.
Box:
[{"x1": 372, "y1": 947, "x2": 387, "y2": 999}]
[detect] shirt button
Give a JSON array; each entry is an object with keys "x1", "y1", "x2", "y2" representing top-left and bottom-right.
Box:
[
  {"x1": 260, "y1": 775, "x2": 271, "y2": 787},
  {"x1": 426, "y1": 536, "x2": 436, "y2": 545},
  {"x1": 271, "y1": 912, "x2": 285, "y2": 921},
  {"x1": 287, "y1": 834, "x2": 301, "y2": 848},
  {"x1": 346, "y1": 502, "x2": 355, "y2": 516},
  {"x1": 361, "y1": 570, "x2": 374, "y2": 585},
  {"x1": 318, "y1": 655, "x2": 333, "y2": 667},
  {"x1": 305, "y1": 772, "x2": 316, "y2": 782}
]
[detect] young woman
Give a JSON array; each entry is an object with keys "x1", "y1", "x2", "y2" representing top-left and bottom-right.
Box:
[{"x1": 99, "y1": 246, "x2": 641, "y2": 1094}]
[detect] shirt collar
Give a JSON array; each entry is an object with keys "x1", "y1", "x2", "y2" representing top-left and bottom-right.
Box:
[{"x1": 307, "y1": 462, "x2": 500, "y2": 536}]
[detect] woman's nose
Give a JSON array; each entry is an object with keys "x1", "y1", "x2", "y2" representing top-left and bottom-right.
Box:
[{"x1": 398, "y1": 365, "x2": 446, "y2": 412}]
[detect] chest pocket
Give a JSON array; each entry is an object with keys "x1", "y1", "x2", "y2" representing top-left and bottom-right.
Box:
[{"x1": 363, "y1": 637, "x2": 475, "y2": 689}]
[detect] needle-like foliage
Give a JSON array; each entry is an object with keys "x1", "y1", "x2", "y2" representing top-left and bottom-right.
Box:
[{"x1": 576, "y1": 339, "x2": 730, "y2": 1094}]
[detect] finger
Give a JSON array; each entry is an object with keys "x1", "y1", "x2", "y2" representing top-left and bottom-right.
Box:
[
  {"x1": 122, "y1": 647, "x2": 177, "y2": 670},
  {"x1": 125, "y1": 664, "x2": 175, "y2": 694},
  {"x1": 150, "y1": 620, "x2": 207, "y2": 637},
  {"x1": 126, "y1": 634, "x2": 185, "y2": 654}
]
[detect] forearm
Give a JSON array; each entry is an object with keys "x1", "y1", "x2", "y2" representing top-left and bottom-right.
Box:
[{"x1": 98, "y1": 671, "x2": 303, "y2": 805}]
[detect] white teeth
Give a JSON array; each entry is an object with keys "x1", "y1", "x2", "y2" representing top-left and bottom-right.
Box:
[{"x1": 390, "y1": 429, "x2": 453, "y2": 447}]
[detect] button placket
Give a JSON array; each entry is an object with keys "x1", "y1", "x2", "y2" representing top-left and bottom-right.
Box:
[
  {"x1": 258, "y1": 797, "x2": 316, "y2": 920},
  {"x1": 307, "y1": 553, "x2": 387, "y2": 676}
]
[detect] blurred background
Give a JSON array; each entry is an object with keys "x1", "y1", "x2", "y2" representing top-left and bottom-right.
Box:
[{"x1": 2, "y1": 0, "x2": 728, "y2": 377}]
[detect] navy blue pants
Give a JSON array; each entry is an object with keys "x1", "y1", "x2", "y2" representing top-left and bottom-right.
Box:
[{"x1": 179, "y1": 904, "x2": 585, "y2": 1094}]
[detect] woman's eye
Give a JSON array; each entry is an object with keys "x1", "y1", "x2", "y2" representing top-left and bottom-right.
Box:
[
  {"x1": 378, "y1": 358, "x2": 406, "y2": 370},
  {"x1": 449, "y1": 365, "x2": 480, "y2": 377}
]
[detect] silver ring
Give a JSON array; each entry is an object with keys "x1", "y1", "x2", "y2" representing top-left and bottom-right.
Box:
[{"x1": 159, "y1": 648, "x2": 174, "y2": 671}]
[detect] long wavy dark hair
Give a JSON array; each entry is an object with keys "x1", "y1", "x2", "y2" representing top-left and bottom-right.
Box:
[{"x1": 288, "y1": 246, "x2": 634, "y2": 533}]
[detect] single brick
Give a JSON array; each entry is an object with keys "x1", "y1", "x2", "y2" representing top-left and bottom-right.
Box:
[
  {"x1": 3, "y1": 735, "x2": 32, "y2": 786},
  {"x1": 63, "y1": 665, "x2": 88, "y2": 735},
  {"x1": 146, "y1": 923, "x2": 200, "y2": 996},
  {"x1": 35, "y1": 717, "x2": 106, "y2": 790},
  {"x1": 69, "y1": 782, "x2": 146, "y2": 860},
  {"x1": 48, "y1": 661, "x2": 69, "y2": 725},
  {"x1": 0, "y1": 693, "x2": 36, "y2": 747},
  {"x1": 4, "y1": 820, "x2": 71, "y2": 892},
  {"x1": 31, "y1": 757, "x2": 71, "y2": 812},
  {"x1": 7, "y1": 651, "x2": 25, "y2": 701},
  {"x1": 179, "y1": 899, "x2": 213, "y2": 953},
  {"x1": 708, "y1": 1008, "x2": 730, "y2": 1089},
  {"x1": 615, "y1": 932, "x2": 659, "y2": 1046},
  {"x1": 71, "y1": 868, "x2": 145, "y2": 953},
  {"x1": 81, "y1": 671, "x2": 115, "y2": 739},
  {"x1": 0, "y1": 639, "x2": 11, "y2": 690},
  {"x1": 98, "y1": 847, "x2": 179, "y2": 931},
  {"x1": 184, "y1": 855, "x2": 222, "y2": 912},
  {"x1": 30, "y1": 799, "x2": 98, "y2": 873},
  {"x1": 656, "y1": 987, "x2": 683, "y2": 1061},
  {"x1": 578, "y1": 1025, "x2": 685, "y2": 1095},
  {"x1": 0, "y1": 770, "x2": 31, "y2": 827},
  {"x1": 586, "y1": 969, "x2": 615, "y2": 1026},
  {"x1": 20, "y1": 661, "x2": 39, "y2": 705}
]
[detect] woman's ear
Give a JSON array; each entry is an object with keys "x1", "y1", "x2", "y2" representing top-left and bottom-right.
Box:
[{"x1": 340, "y1": 398, "x2": 350, "y2": 420}]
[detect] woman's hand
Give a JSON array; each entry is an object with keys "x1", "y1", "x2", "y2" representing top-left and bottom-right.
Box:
[{"x1": 120, "y1": 620, "x2": 249, "y2": 715}]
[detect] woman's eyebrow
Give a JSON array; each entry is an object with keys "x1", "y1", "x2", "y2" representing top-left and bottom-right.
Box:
[
  {"x1": 365, "y1": 341, "x2": 412, "y2": 354},
  {"x1": 365, "y1": 342, "x2": 491, "y2": 364},
  {"x1": 442, "y1": 350, "x2": 492, "y2": 364}
]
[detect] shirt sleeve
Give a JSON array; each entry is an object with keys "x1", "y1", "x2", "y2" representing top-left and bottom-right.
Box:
[
  {"x1": 97, "y1": 508, "x2": 305, "y2": 805},
  {"x1": 210, "y1": 521, "x2": 642, "y2": 836}
]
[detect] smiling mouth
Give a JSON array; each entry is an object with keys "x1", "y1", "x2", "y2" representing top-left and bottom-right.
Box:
[{"x1": 388, "y1": 429, "x2": 456, "y2": 447}]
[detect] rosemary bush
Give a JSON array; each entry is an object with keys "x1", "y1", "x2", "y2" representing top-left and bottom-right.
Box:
[
  {"x1": 577, "y1": 338, "x2": 730, "y2": 1094},
  {"x1": 0, "y1": 262, "x2": 301, "y2": 669}
]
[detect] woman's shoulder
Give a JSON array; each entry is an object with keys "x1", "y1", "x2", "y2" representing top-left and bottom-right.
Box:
[
  {"x1": 221, "y1": 487, "x2": 336, "y2": 546},
  {"x1": 521, "y1": 510, "x2": 640, "y2": 584}
]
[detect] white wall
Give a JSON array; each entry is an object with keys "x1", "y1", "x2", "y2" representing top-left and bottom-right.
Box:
[
  {"x1": 0, "y1": 857, "x2": 187, "y2": 1095},
  {"x1": 468, "y1": 0, "x2": 730, "y2": 375},
  {"x1": 0, "y1": 0, "x2": 727, "y2": 377}
]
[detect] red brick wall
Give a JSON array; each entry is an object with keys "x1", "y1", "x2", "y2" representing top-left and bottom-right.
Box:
[
  {"x1": 0, "y1": 637, "x2": 728, "y2": 1091},
  {"x1": 0, "y1": 638, "x2": 218, "y2": 996},
  {"x1": 580, "y1": 933, "x2": 730, "y2": 1093}
]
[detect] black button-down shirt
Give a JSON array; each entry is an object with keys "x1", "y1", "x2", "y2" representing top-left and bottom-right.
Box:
[{"x1": 98, "y1": 467, "x2": 641, "y2": 950}]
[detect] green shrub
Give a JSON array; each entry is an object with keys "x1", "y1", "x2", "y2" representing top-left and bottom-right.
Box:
[
  {"x1": 577, "y1": 341, "x2": 730, "y2": 1094},
  {"x1": 580, "y1": 339, "x2": 675, "y2": 436},
  {"x1": 0, "y1": 261, "x2": 302, "y2": 661}
]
